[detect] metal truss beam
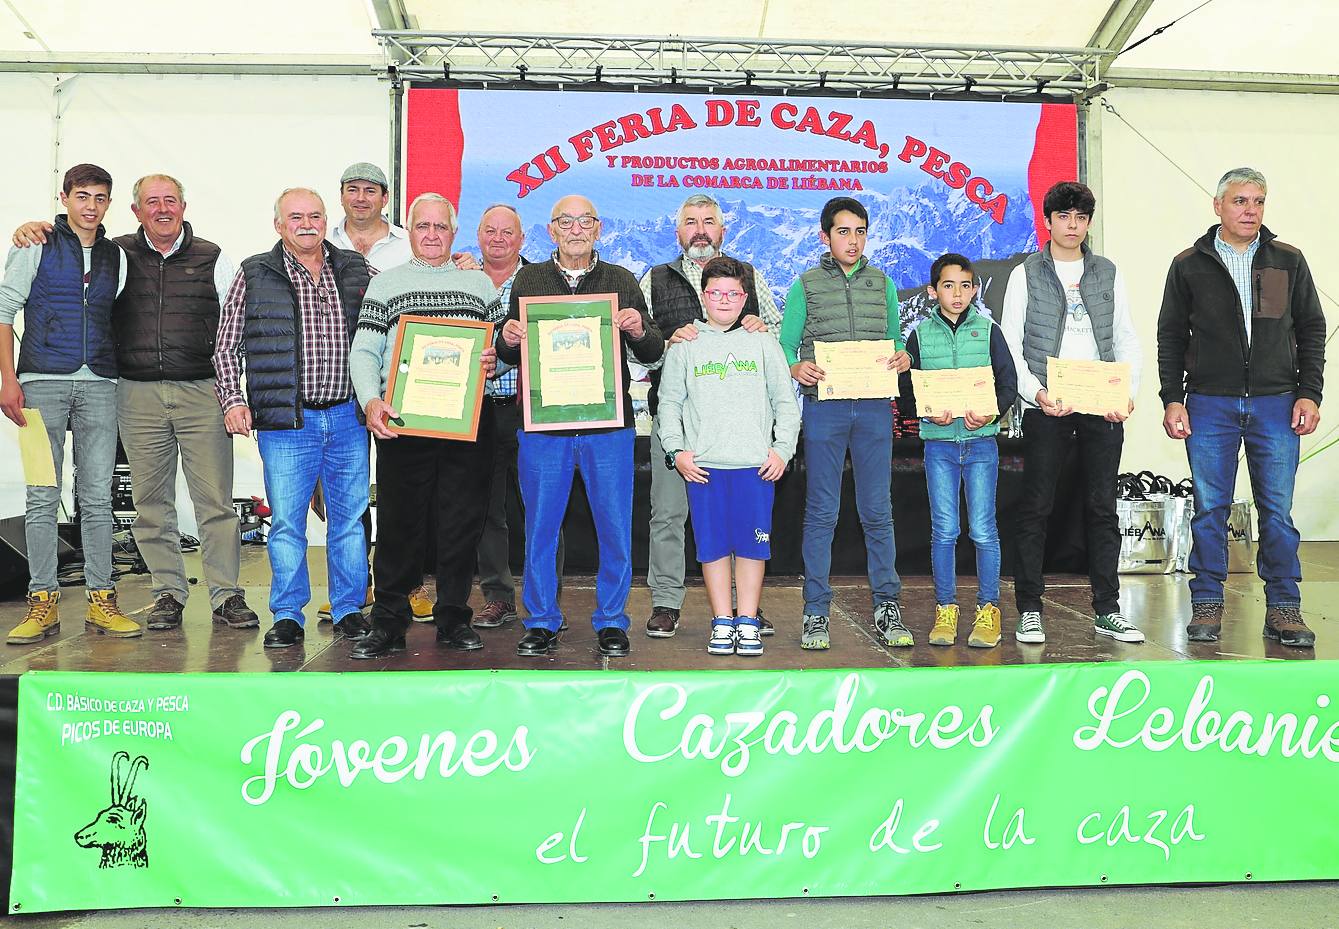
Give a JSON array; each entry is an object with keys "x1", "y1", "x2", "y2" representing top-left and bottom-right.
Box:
[
  {"x1": 1088, "y1": 0, "x2": 1155, "y2": 59},
  {"x1": 1105, "y1": 67, "x2": 1339, "y2": 94},
  {"x1": 0, "y1": 52, "x2": 378, "y2": 75},
  {"x1": 374, "y1": 31, "x2": 1105, "y2": 98}
]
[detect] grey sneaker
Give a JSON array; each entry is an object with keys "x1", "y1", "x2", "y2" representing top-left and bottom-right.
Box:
[
  {"x1": 800, "y1": 614, "x2": 830, "y2": 650},
  {"x1": 1095, "y1": 611, "x2": 1144, "y2": 643},
  {"x1": 1015, "y1": 610, "x2": 1046, "y2": 644},
  {"x1": 874, "y1": 600, "x2": 913, "y2": 647}
]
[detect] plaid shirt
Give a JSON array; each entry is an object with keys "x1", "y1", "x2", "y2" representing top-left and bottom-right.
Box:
[
  {"x1": 213, "y1": 244, "x2": 367, "y2": 412},
  {"x1": 485, "y1": 261, "x2": 524, "y2": 398},
  {"x1": 1214, "y1": 230, "x2": 1260, "y2": 346}
]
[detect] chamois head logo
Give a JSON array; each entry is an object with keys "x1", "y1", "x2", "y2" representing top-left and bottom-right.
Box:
[{"x1": 74, "y1": 751, "x2": 149, "y2": 869}]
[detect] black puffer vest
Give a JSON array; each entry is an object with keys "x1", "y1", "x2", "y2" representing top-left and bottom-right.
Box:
[
  {"x1": 113, "y1": 222, "x2": 223, "y2": 381},
  {"x1": 239, "y1": 242, "x2": 370, "y2": 430}
]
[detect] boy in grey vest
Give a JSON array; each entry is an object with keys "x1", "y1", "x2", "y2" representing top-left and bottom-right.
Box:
[
  {"x1": 1000, "y1": 181, "x2": 1144, "y2": 645},
  {"x1": 778, "y1": 197, "x2": 912, "y2": 650}
]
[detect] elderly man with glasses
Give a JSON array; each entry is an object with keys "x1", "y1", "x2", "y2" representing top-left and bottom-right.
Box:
[{"x1": 495, "y1": 195, "x2": 664, "y2": 658}]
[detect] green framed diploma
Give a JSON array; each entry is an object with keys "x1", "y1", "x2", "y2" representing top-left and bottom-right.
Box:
[
  {"x1": 383, "y1": 315, "x2": 493, "y2": 441},
  {"x1": 519, "y1": 292, "x2": 625, "y2": 431}
]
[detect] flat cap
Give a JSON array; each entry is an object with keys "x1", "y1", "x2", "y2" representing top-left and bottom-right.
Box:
[{"x1": 340, "y1": 162, "x2": 388, "y2": 188}]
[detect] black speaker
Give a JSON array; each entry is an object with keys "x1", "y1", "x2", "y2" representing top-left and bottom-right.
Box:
[{"x1": 0, "y1": 514, "x2": 78, "y2": 593}]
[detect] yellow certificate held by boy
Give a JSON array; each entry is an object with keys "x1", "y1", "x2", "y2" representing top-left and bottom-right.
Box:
[{"x1": 1046, "y1": 358, "x2": 1131, "y2": 416}]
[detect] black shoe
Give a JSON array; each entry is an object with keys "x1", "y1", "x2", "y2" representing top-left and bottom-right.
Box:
[
  {"x1": 597, "y1": 627, "x2": 631, "y2": 657},
  {"x1": 212, "y1": 594, "x2": 260, "y2": 629},
  {"x1": 146, "y1": 593, "x2": 184, "y2": 631},
  {"x1": 758, "y1": 606, "x2": 775, "y2": 637},
  {"x1": 263, "y1": 619, "x2": 304, "y2": 648},
  {"x1": 517, "y1": 627, "x2": 558, "y2": 657},
  {"x1": 349, "y1": 626, "x2": 406, "y2": 659},
  {"x1": 333, "y1": 612, "x2": 371, "y2": 640},
  {"x1": 559, "y1": 616, "x2": 570, "y2": 632},
  {"x1": 437, "y1": 623, "x2": 484, "y2": 651}
]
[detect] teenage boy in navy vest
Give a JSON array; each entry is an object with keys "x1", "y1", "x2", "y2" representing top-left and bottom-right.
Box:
[
  {"x1": 1001, "y1": 181, "x2": 1144, "y2": 646},
  {"x1": 779, "y1": 196, "x2": 912, "y2": 650},
  {"x1": 1, "y1": 163, "x2": 142, "y2": 643},
  {"x1": 900, "y1": 254, "x2": 1017, "y2": 648}
]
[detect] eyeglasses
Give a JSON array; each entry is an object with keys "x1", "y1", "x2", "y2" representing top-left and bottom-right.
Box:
[
  {"x1": 704, "y1": 289, "x2": 746, "y2": 303},
  {"x1": 551, "y1": 214, "x2": 598, "y2": 230}
]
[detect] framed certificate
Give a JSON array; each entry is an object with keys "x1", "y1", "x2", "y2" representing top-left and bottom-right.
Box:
[
  {"x1": 383, "y1": 315, "x2": 493, "y2": 441},
  {"x1": 519, "y1": 293, "x2": 625, "y2": 431}
]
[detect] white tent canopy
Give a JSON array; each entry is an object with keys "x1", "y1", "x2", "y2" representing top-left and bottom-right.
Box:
[{"x1": 0, "y1": 0, "x2": 1336, "y2": 539}]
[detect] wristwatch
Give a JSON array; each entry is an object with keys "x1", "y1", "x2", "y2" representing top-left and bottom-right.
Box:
[{"x1": 665, "y1": 449, "x2": 683, "y2": 470}]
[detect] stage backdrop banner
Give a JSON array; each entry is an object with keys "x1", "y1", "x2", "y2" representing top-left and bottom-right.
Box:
[
  {"x1": 10, "y1": 661, "x2": 1339, "y2": 912},
  {"x1": 403, "y1": 87, "x2": 1077, "y2": 323}
]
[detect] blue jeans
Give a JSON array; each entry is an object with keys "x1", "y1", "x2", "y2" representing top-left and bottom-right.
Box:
[
  {"x1": 1185, "y1": 392, "x2": 1301, "y2": 607},
  {"x1": 22, "y1": 379, "x2": 118, "y2": 592},
  {"x1": 924, "y1": 438, "x2": 1001, "y2": 607},
  {"x1": 518, "y1": 428, "x2": 634, "y2": 631},
  {"x1": 256, "y1": 400, "x2": 369, "y2": 625},
  {"x1": 801, "y1": 398, "x2": 901, "y2": 614}
]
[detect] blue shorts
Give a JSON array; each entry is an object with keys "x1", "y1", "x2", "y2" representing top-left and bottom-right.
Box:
[{"x1": 686, "y1": 467, "x2": 775, "y2": 563}]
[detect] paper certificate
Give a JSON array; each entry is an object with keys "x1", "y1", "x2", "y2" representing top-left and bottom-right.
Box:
[
  {"x1": 910, "y1": 367, "x2": 996, "y2": 419},
  {"x1": 18, "y1": 409, "x2": 57, "y2": 487},
  {"x1": 813, "y1": 339, "x2": 899, "y2": 400},
  {"x1": 537, "y1": 316, "x2": 606, "y2": 407},
  {"x1": 1046, "y1": 358, "x2": 1132, "y2": 416},
  {"x1": 399, "y1": 333, "x2": 474, "y2": 420}
]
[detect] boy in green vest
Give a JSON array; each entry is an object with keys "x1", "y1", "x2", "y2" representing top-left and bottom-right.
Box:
[
  {"x1": 901, "y1": 254, "x2": 1017, "y2": 647},
  {"x1": 779, "y1": 197, "x2": 912, "y2": 650}
]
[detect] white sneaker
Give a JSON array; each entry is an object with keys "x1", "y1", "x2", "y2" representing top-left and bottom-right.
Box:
[
  {"x1": 734, "y1": 618, "x2": 764, "y2": 657},
  {"x1": 707, "y1": 618, "x2": 737, "y2": 656},
  {"x1": 1015, "y1": 610, "x2": 1046, "y2": 644}
]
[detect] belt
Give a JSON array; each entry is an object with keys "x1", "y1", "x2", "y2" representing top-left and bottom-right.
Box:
[
  {"x1": 487, "y1": 394, "x2": 517, "y2": 406},
  {"x1": 302, "y1": 396, "x2": 351, "y2": 411}
]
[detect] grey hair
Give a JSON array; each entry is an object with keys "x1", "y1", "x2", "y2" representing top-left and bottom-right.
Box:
[
  {"x1": 132, "y1": 174, "x2": 184, "y2": 205},
  {"x1": 407, "y1": 192, "x2": 459, "y2": 231},
  {"x1": 1216, "y1": 167, "x2": 1268, "y2": 199},
  {"x1": 273, "y1": 187, "x2": 325, "y2": 221},
  {"x1": 477, "y1": 202, "x2": 523, "y2": 230},
  {"x1": 677, "y1": 194, "x2": 723, "y2": 226}
]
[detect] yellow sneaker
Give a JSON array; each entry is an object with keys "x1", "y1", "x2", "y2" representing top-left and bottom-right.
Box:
[
  {"x1": 929, "y1": 604, "x2": 958, "y2": 646},
  {"x1": 8, "y1": 590, "x2": 61, "y2": 644},
  {"x1": 409, "y1": 585, "x2": 435, "y2": 622},
  {"x1": 86, "y1": 590, "x2": 142, "y2": 638},
  {"x1": 318, "y1": 584, "x2": 374, "y2": 621},
  {"x1": 968, "y1": 603, "x2": 1002, "y2": 648}
]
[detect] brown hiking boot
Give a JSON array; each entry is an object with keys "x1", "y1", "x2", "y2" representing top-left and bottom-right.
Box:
[
  {"x1": 473, "y1": 600, "x2": 517, "y2": 628},
  {"x1": 646, "y1": 606, "x2": 680, "y2": 638},
  {"x1": 86, "y1": 590, "x2": 142, "y2": 638},
  {"x1": 1264, "y1": 606, "x2": 1315, "y2": 648},
  {"x1": 146, "y1": 593, "x2": 184, "y2": 630},
  {"x1": 212, "y1": 594, "x2": 260, "y2": 629},
  {"x1": 8, "y1": 590, "x2": 60, "y2": 644},
  {"x1": 1186, "y1": 602, "x2": 1223, "y2": 642}
]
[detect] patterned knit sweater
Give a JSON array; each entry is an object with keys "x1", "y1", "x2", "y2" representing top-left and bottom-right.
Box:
[{"x1": 349, "y1": 257, "x2": 504, "y2": 408}]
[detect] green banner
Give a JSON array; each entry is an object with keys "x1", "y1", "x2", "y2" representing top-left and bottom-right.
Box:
[{"x1": 11, "y1": 662, "x2": 1339, "y2": 913}]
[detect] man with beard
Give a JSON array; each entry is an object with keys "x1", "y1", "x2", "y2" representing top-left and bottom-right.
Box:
[{"x1": 641, "y1": 194, "x2": 781, "y2": 639}]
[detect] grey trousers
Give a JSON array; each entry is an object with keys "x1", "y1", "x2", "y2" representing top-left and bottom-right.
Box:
[
  {"x1": 117, "y1": 378, "x2": 242, "y2": 608},
  {"x1": 477, "y1": 400, "x2": 564, "y2": 602},
  {"x1": 23, "y1": 379, "x2": 118, "y2": 593},
  {"x1": 647, "y1": 422, "x2": 690, "y2": 610}
]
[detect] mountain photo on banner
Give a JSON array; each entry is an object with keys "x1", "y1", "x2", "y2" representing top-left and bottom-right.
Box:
[{"x1": 426, "y1": 91, "x2": 1071, "y2": 332}]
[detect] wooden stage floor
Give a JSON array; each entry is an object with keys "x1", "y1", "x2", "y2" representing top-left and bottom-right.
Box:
[{"x1": 2, "y1": 543, "x2": 1336, "y2": 674}]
